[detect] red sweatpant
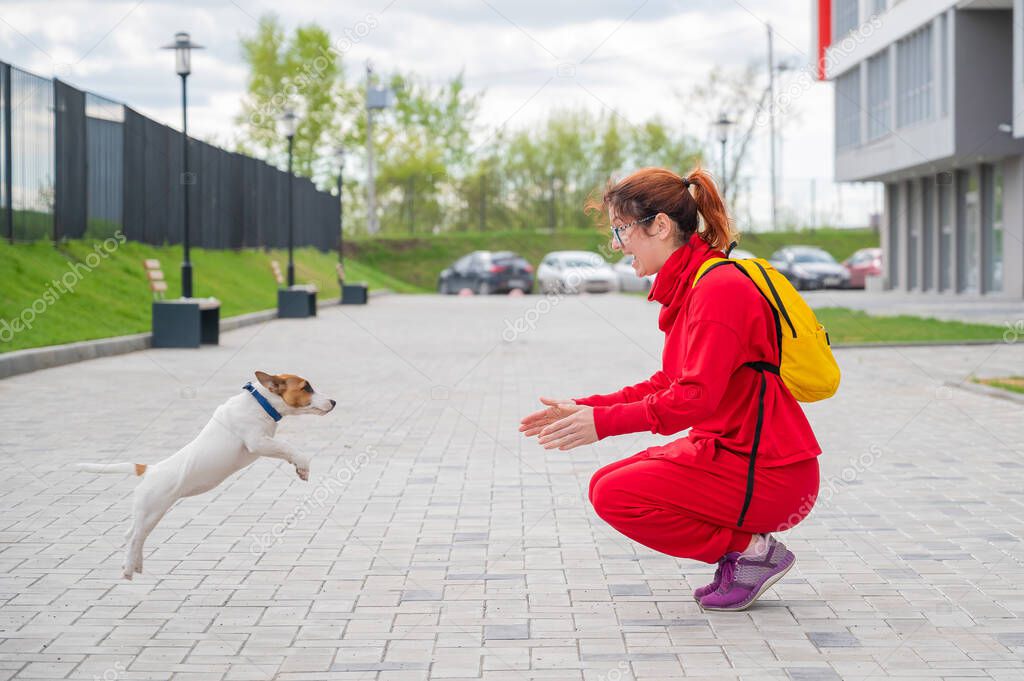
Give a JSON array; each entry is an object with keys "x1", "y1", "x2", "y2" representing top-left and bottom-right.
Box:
[{"x1": 589, "y1": 444, "x2": 820, "y2": 564}]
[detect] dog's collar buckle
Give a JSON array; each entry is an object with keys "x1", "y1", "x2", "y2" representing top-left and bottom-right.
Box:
[{"x1": 243, "y1": 382, "x2": 282, "y2": 422}]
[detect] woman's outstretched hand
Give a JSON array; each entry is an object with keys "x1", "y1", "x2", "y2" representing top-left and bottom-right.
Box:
[
  {"x1": 519, "y1": 397, "x2": 580, "y2": 437},
  {"x1": 519, "y1": 397, "x2": 598, "y2": 451}
]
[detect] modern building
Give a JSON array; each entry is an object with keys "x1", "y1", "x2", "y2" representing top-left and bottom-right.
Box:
[{"x1": 813, "y1": 0, "x2": 1024, "y2": 299}]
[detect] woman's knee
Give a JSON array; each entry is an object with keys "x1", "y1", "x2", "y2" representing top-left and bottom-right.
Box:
[
  {"x1": 588, "y1": 453, "x2": 646, "y2": 506},
  {"x1": 588, "y1": 468, "x2": 636, "y2": 522}
]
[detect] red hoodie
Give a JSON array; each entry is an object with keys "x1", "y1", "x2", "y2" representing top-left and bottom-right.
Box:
[{"x1": 574, "y1": 233, "x2": 821, "y2": 468}]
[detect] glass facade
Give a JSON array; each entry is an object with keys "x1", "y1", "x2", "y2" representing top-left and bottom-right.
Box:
[
  {"x1": 907, "y1": 181, "x2": 918, "y2": 290},
  {"x1": 962, "y1": 169, "x2": 980, "y2": 293},
  {"x1": 867, "y1": 50, "x2": 891, "y2": 141},
  {"x1": 836, "y1": 68, "x2": 862, "y2": 150},
  {"x1": 921, "y1": 178, "x2": 934, "y2": 291},
  {"x1": 896, "y1": 25, "x2": 934, "y2": 128},
  {"x1": 887, "y1": 183, "x2": 900, "y2": 288},
  {"x1": 938, "y1": 178, "x2": 953, "y2": 292},
  {"x1": 834, "y1": 0, "x2": 860, "y2": 39},
  {"x1": 983, "y1": 165, "x2": 1003, "y2": 293}
]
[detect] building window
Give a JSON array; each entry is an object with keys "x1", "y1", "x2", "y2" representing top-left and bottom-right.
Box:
[
  {"x1": 939, "y1": 12, "x2": 949, "y2": 117},
  {"x1": 833, "y1": 0, "x2": 860, "y2": 39},
  {"x1": 907, "y1": 181, "x2": 918, "y2": 290},
  {"x1": 867, "y1": 50, "x2": 891, "y2": 141},
  {"x1": 922, "y1": 178, "x2": 934, "y2": 291},
  {"x1": 983, "y1": 164, "x2": 1004, "y2": 293},
  {"x1": 836, "y1": 68, "x2": 862, "y2": 150},
  {"x1": 887, "y1": 183, "x2": 900, "y2": 288},
  {"x1": 896, "y1": 24, "x2": 934, "y2": 127},
  {"x1": 938, "y1": 176, "x2": 953, "y2": 292},
  {"x1": 960, "y1": 169, "x2": 980, "y2": 293}
]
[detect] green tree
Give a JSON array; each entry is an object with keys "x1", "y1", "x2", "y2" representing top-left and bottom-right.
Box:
[
  {"x1": 235, "y1": 14, "x2": 358, "y2": 185},
  {"x1": 373, "y1": 71, "x2": 481, "y2": 234}
]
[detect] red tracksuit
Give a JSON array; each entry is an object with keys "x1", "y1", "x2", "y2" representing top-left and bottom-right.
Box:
[{"x1": 576, "y1": 233, "x2": 821, "y2": 564}]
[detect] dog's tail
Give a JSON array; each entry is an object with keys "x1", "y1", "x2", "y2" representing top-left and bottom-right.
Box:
[{"x1": 76, "y1": 462, "x2": 148, "y2": 475}]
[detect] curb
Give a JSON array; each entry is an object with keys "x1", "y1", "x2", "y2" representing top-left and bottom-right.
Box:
[
  {"x1": 945, "y1": 380, "x2": 1024, "y2": 406},
  {"x1": 0, "y1": 291, "x2": 388, "y2": 381},
  {"x1": 832, "y1": 339, "x2": 1007, "y2": 349}
]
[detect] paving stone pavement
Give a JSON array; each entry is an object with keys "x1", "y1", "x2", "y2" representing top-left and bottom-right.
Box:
[{"x1": 1, "y1": 294, "x2": 1024, "y2": 681}]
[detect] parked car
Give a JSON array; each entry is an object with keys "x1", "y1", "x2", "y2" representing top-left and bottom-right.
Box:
[
  {"x1": 842, "y1": 247, "x2": 883, "y2": 289},
  {"x1": 728, "y1": 248, "x2": 757, "y2": 260},
  {"x1": 537, "y1": 251, "x2": 619, "y2": 294},
  {"x1": 612, "y1": 255, "x2": 653, "y2": 292},
  {"x1": 769, "y1": 246, "x2": 850, "y2": 290},
  {"x1": 437, "y1": 251, "x2": 534, "y2": 295}
]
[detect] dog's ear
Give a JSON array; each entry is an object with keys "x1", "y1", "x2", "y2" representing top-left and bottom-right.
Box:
[{"x1": 255, "y1": 371, "x2": 284, "y2": 394}]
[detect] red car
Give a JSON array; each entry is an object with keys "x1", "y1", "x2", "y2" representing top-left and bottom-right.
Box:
[{"x1": 842, "y1": 248, "x2": 883, "y2": 289}]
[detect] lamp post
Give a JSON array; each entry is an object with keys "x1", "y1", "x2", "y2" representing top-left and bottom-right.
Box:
[
  {"x1": 365, "y1": 61, "x2": 392, "y2": 235},
  {"x1": 714, "y1": 113, "x2": 735, "y2": 202},
  {"x1": 335, "y1": 146, "x2": 345, "y2": 279},
  {"x1": 279, "y1": 108, "x2": 298, "y2": 287},
  {"x1": 162, "y1": 32, "x2": 202, "y2": 298}
]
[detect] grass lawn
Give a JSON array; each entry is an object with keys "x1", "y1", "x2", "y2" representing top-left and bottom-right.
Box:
[
  {"x1": 817, "y1": 307, "x2": 1007, "y2": 345},
  {"x1": 973, "y1": 376, "x2": 1024, "y2": 395},
  {"x1": 0, "y1": 240, "x2": 414, "y2": 353},
  {"x1": 19, "y1": 229, "x2": 996, "y2": 355},
  {"x1": 345, "y1": 227, "x2": 880, "y2": 291}
]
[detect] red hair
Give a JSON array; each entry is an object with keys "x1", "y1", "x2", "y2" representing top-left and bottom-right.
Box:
[{"x1": 586, "y1": 166, "x2": 735, "y2": 251}]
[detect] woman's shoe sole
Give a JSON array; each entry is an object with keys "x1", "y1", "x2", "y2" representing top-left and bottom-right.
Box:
[{"x1": 698, "y1": 555, "x2": 795, "y2": 612}]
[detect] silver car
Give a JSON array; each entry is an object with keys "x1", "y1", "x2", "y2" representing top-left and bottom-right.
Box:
[
  {"x1": 612, "y1": 255, "x2": 654, "y2": 292},
  {"x1": 537, "y1": 251, "x2": 620, "y2": 294}
]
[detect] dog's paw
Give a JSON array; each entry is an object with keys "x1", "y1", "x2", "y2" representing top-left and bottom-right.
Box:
[
  {"x1": 295, "y1": 465, "x2": 309, "y2": 482},
  {"x1": 122, "y1": 564, "x2": 134, "y2": 580}
]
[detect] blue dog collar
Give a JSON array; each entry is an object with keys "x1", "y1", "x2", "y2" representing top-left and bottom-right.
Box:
[{"x1": 243, "y1": 382, "x2": 282, "y2": 422}]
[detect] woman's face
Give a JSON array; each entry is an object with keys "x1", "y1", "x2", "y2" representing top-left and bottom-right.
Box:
[{"x1": 609, "y1": 209, "x2": 675, "y2": 278}]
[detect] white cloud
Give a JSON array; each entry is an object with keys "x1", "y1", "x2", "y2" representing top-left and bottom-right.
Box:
[{"x1": 0, "y1": 0, "x2": 878, "y2": 228}]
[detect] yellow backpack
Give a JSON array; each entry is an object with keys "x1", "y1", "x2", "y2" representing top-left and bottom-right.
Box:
[
  {"x1": 694, "y1": 255, "x2": 840, "y2": 402},
  {"x1": 693, "y1": 251, "x2": 840, "y2": 527}
]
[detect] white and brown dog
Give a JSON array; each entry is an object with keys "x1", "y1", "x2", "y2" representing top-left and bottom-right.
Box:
[{"x1": 77, "y1": 371, "x2": 335, "y2": 579}]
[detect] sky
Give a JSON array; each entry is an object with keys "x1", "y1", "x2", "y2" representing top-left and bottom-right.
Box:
[{"x1": 0, "y1": 0, "x2": 880, "y2": 229}]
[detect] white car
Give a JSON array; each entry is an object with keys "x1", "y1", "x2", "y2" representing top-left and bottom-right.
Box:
[
  {"x1": 537, "y1": 251, "x2": 620, "y2": 294},
  {"x1": 612, "y1": 255, "x2": 654, "y2": 292},
  {"x1": 729, "y1": 248, "x2": 757, "y2": 260}
]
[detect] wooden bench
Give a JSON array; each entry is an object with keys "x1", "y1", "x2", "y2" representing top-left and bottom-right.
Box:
[
  {"x1": 144, "y1": 259, "x2": 168, "y2": 298},
  {"x1": 270, "y1": 260, "x2": 285, "y2": 287},
  {"x1": 336, "y1": 261, "x2": 368, "y2": 305},
  {"x1": 144, "y1": 259, "x2": 221, "y2": 347}
]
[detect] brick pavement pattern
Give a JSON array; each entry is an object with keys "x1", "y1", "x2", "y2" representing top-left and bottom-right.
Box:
[{"x1": 1, "y1": 294, "x2": 1024, "y2": 680}]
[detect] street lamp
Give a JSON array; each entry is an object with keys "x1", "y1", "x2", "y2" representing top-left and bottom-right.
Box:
[
  {"x1": 365, "y1": 61, "x2": 392, "y2": 235},
  {"x1": 334, "y1": 146, "x2": 345, "y2": 280},
  {"x1": 714, "y1": 113, "x2": 735, "y2": 200},
  {"x1": 278, "y1": 108, "x2": 299, "y2": 287},
  {"x1": 162, "y1": 32, "x2": 203, "y2": 298}
]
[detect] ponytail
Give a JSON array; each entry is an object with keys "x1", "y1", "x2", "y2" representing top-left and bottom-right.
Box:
[
  {"x1": 589, "y1": 166, "x2": 737, "y2": 252},
  {"x1": 683, "y1": 168, "x2": 735, "y2": 252}
]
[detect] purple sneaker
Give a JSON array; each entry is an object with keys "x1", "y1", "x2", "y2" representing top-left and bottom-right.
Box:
[
  {"x1": 693, "y1": 552, "x2": 740, "y2": 602},
  {"x1": 698, "y1": 536, "x2": 795, "y2": 611}
]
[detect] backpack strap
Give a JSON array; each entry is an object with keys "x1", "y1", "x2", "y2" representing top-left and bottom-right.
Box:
[
  {"x1": 736, "y1": 366, "x2": 769, "y2": 527},
  {"x1": 693, "y1": 259, "x2": 783, "y2": 528},
  {"x1": 750, "y1": 260, "x2": 796, "y2": 338},
  {"x1": 694, "y1": 259, "x2": 784, "y2": 365}
]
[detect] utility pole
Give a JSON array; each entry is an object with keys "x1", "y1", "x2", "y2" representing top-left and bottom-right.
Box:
[
  {"x1": 810, "y1": 178, "x2": 817, "y2": 229},
  {"x1": 479, "y1": 173, "x2": 486, "y2": 232},
  {"x1": 365, "y1": 62, "x2": 379, "y2": 235},
  {"x1": 767, "y1": 22, "x2": 778, "y2": 232}
]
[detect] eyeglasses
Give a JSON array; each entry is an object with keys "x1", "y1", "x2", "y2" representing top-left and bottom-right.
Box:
[{"x1": 610, "y1": 214, "x2": 656, "y2": 248}]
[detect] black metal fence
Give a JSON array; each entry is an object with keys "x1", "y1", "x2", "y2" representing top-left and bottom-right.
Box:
[{"x1": 1, "y1": 60, "x2": 339, "y2": 251}]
